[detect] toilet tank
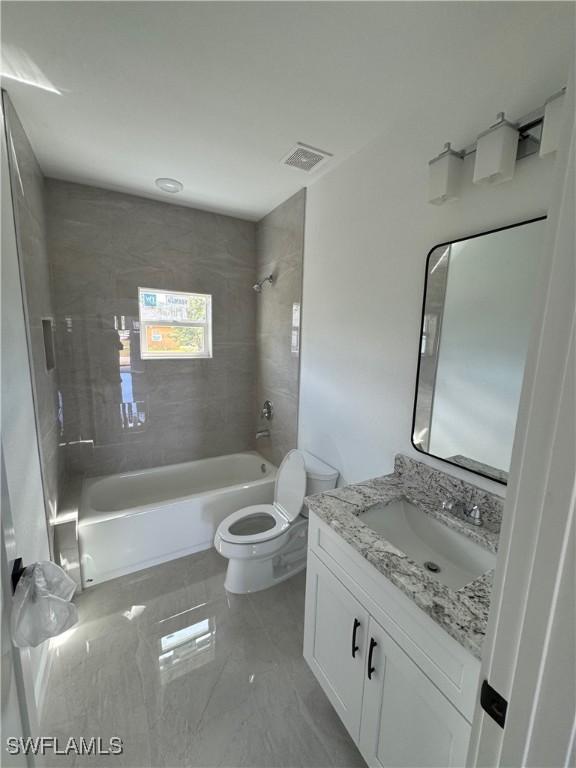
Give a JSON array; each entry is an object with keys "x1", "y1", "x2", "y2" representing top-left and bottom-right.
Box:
[{"x1": 301, "y1": 451, "x2": 339, "y2": 495}]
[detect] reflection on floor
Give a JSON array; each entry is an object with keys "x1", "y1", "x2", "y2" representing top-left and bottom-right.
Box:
[{"x1": 42, "y1": 549, "x2": 365, "y2": 767}]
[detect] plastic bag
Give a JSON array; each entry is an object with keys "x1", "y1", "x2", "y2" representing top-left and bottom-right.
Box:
[{"x1": 11, "y1": 561, "x2": 78, "y2": 648}]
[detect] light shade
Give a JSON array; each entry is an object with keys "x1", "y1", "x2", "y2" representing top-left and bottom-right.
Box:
[
  {"x1": 428, "y1": 143, "x2": 463, "y2": 205},
  {"x1": 540, "y1": 89, "x2": 566, "y2": 157},
  {"x1": 473, "y1": 113, "x2": 519, "y2": 185}
]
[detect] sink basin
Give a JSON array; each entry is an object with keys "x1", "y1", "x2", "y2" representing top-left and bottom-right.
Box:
[{"x1": 360, "y1": 498, "x2": 495, "y2": 590}]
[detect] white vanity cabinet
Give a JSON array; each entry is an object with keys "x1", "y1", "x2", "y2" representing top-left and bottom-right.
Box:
[
  {"x1": 304, "y1": 514, "x2": 480, "y2": 768},
  {"x1": 304, "y1": 552, "x2": 369, "y2": 740},
  {"x1": 358, "y1": 613, "x2": 471, "y2": 767}
]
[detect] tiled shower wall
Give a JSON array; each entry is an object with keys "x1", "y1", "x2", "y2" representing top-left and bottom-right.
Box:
[
  {"x1": 4, "y1": 95, "x2": 62, "y2": 526},
  {"x1": 45, "y1": 180, "x2": 257, "y2": 477},
  {"x1": 254, "y1": 190, "x2": 305, "y2": 467}
]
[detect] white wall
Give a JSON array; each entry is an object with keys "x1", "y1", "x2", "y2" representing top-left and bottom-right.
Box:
[
  {"x1": 298, "y1": 122, "x2": 558, "y2": 493},
  {"x1": 429, "y1": 221, "x2": 544, "y2": 472}
]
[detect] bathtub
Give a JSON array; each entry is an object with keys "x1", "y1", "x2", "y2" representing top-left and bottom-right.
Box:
[{"x1": 79, "y1": 452, "x2": 276, "y2": 587}]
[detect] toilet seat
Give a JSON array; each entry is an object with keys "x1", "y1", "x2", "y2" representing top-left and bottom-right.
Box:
[
  {"x1": 217, "y1": 503, "x2": 290, "y2": 544},
  {"x1": 273, "y1": 449, "x2": 307, "y2": 522},
  {"x1": 214, "y1": 450, "x2": 338, "y2": 593},
  {"x1": 216, "y1": 451, "x2": 307, "y2": 545}
]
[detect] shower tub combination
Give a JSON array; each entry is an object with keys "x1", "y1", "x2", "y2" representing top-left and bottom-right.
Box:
[{"x1": 78, "y1": 452, "x2": 276, "y2": 587}]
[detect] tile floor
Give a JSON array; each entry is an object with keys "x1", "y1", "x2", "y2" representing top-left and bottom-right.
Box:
[{"x1": 41, "y1": 549, "x2": 365, "y2": 767}]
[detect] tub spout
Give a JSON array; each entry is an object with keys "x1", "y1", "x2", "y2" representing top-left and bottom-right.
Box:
[{"x1": 256, "y1": 429, "x2": 270, "y2": 440}]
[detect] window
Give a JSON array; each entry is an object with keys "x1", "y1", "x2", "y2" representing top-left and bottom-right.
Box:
[{"x1": 138, "y1": 288, "x2": 212, "y2": 359}]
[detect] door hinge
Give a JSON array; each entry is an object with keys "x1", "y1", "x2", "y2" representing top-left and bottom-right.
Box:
[
  {"x1": 11, "y1": 557, "x2": 26, "y2": 594},
  {"x1": 480, "y1": 679, "x2": 507, "y2": 728}
]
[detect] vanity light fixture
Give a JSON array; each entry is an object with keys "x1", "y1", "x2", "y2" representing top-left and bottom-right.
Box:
[
  {"x1": 155, "y1": 177, "x2": 183, "y2": 194},
  {"x1": 427, "y1": 143, "x2": 464, "y2": 205},
  {"x1": 539, "y1": 88, "x2": 566, "y2": 157},
  {"x1": 427, "y1": 86, "x2": 566, "y2": 205},
  {"x1": 473, "y1": 112, "x2": 519, "y2": 185}
]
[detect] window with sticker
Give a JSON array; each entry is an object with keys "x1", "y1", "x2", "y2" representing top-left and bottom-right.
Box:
[{"x1": 138, "y1": 288, "x2": 212, "y2": 359}]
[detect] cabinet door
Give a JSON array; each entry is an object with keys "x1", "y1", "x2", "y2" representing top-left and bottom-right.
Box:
[
  {"x1": 304, "y1": 552, "x2": 369, "y2": 740},
  {"x1": 359, "y1": 616, "x2": 471, "y2": 768}
]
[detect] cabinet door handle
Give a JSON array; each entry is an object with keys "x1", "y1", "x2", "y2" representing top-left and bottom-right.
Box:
[
  {"x1": 367, "y1": 637, "x2": 378, "y2": 680},
  {"x1": 351, "y1": 618, "x2": 361, "y2": 658}
]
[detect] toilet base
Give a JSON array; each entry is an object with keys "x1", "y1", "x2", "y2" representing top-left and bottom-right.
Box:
[{"x1": 223, "y1": 518, "x2": 308, "y2": 594}]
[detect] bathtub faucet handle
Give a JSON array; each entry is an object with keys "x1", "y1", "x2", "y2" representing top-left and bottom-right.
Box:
[{"x1": 260, "y1": 400, "x2": 273, "y2": 421}]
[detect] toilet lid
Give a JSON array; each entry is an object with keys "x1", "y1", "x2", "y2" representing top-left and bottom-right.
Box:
[{"x1": 274, "y1": 450, "x2": 307, "y2": 522}]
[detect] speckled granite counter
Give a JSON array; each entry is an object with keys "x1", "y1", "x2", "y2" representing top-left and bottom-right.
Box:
[{"x1": 305, "y1": 455, "x2": 504, "y2": 660}]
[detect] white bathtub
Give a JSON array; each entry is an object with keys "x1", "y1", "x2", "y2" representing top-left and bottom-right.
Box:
[{"x1": 79, "y1": 452, "x2": 276, "y2": 587}]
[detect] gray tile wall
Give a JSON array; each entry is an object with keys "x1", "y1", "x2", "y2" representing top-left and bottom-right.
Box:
[
  {"x1": 254, "y1": 190, "x2": 305, "y2": 466},
  {"x1": 45, "y1": 180, "x2": 257, "y2": 478},
  {"x1": 4, "y1": 95, "x2": 61, "y2": 531}
]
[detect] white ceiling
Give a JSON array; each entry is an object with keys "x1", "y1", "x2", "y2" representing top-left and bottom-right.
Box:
[{"x1": 1, "y1": 2, "x2": 574, "y2": 220}]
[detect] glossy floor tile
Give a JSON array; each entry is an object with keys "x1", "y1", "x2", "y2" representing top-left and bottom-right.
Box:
[{"x1": 40, "y1": 549, "x2": 365, "y2": 767}]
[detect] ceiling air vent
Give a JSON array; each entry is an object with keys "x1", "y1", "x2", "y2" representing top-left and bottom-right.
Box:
[{"x1": 282, "y1": 142, "x2": 333, "y2": 172}]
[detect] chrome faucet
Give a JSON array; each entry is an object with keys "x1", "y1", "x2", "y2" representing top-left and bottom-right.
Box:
[
  {"x1": 256, "y1": 429, "x2": 270, "y2": 440},
  {"x1": 442, "y1": 499, "x2": 483, "y2": 527}
]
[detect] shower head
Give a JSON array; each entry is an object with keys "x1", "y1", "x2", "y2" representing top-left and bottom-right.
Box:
[{"x1": 253, "y1": 274, "x2": 274, "y2": 293}]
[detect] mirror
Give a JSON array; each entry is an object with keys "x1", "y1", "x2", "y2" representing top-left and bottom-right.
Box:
[{"x1": 412, "y1": 217, "x2": 546, "y2": 484}]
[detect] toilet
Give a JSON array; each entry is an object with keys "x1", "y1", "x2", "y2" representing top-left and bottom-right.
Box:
[{"x1": 214, "y1": 450, "x2": 338, "y2": 593}]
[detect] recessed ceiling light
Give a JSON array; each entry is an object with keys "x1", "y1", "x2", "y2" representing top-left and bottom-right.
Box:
[{"x1": 155, "y1": 177, "x2": 183, "y2": 193}]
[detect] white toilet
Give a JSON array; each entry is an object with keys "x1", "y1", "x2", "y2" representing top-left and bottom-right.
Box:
[{"x1": 214, "y1": 450, "x2": 338, "y2": 593}]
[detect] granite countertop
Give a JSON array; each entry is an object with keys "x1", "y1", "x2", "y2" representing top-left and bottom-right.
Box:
[{"x1": 305, "y1": 455, "x2": 504, "y2": 660}]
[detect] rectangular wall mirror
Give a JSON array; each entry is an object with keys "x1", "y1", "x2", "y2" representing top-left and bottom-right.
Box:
[{"x1": 412, "y1": 216, "x2": 546, "y2": 484}]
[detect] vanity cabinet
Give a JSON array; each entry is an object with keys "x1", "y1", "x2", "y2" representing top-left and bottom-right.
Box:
[
  {"x1": 358, "y1": 613, "x2": 470, "y2": 767},
  {"x1": 304, "y1": 553, "x2": 369, "y2": 740},
  {"x1": 304, "y1": 514, "x2": 480, "y2": 768}
]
